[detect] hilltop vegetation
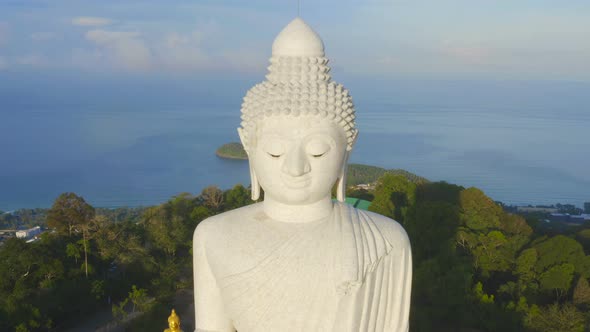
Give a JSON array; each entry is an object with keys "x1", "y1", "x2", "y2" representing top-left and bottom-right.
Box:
[
  {"x1": 0, "y1": 207, "x2": 148, "y2": 230},
  {"x1": 347, "y1": 163, "x2": 428, "y2": 186},
  {"x1": 0, "y1": 186, "x2": 253, "y2": 332},
  {"x1": 1, "y1": 170, "x2": 590, "y2": 331},
  {"x1": 0, "y1": 208, "x2": 47, "y2": 229},
  {"x1": 362, "y1": 173, "x2": 590, "y2": 332},
  {"x1": 215, "y1": 142, "x2": 248, "y2": 160}
]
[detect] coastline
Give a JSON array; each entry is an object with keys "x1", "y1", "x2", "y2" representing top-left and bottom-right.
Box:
[
  {"x1": 215, "y1": 142, "x2": 248, "y2": 160},
  {"x1": 215, "y1": 151, "x2": 248, "y2": 160}
]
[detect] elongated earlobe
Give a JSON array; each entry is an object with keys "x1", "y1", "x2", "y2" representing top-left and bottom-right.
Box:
[
  {"x1": 250, "y1": 165, "x2": 261, "y2": 201},
  {"x1": 238, "y1": 127, "x2": 260, "y2": 200},
  {"x1": 337, "y1": 153, "x2": 350, "y2": 202}
]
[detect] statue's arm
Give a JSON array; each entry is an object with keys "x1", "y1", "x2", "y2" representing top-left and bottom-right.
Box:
[
  {"x1": 397, "y1": 242, "x2": 412, "y2": 332},
  {"x1": 368, "y1": 212, "x2": 413, "y2": 332},
  {"x1": 193, "y1": 222, "x2": 235, "y2": 332},
  {"x1": 386, "y1": 222, "x2": 413, "y2": 332}
]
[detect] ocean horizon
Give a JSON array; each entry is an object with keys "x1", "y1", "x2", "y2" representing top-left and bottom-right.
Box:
[{"x1": 1, "y1": 73, "x2": 589, "y2": 211}]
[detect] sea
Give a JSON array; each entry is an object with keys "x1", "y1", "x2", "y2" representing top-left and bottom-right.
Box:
[{"x1": 1, "y1": 73, "x2": 589, "y2": 211}]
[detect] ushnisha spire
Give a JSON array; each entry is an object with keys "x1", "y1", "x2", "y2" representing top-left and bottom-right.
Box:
[
  {"x1": 264, "y1": 18, "x2": 331, "y2": 84},
  {"x1": 239, "y1": 17, "x2": 357, "y2": 151},
  {"x1": 271, "y1": 17, "x2": 324, "y2": 57}
]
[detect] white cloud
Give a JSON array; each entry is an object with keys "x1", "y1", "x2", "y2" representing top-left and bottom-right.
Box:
[
  {"x1": 84, "y1": 29, "x2": 151, "y2": 70},
  {"x1": 0, "y1": 22, "x2": 9, "y2": 46},
  {"x1": 0, "y1": 54, "x2": 51, "y2": 69},
  {"x1": 154, "y1": 31, "x2": 211, "y2": 70},
  {"x1": 86, "y1": 30, "x2": 140, "y2": 44},
  {"x1": 71, "y1": 48, "x2": 103, "y2": 68},
  {"x1": 375, "y1": 56, "x2": 403, "y2": 67},
  {"x1": 15, "y1": 54, "x2": 48, "y2": 66},
  {"x1": 76, "y1": 26, "x2": 270, "y2": 73},
  {"x1": 31, "y1": 32, "x2": 57, "y2": 41},
  {"x1": 439, "y1": 43, "x2": 492, "y2": 65},
  {"x1": 80, "y1": 29, "x2": 216, "y2": 72},
  {"x1": 334, "y1": 1, "x2": 590, "y2": 80},
  {"x1": 222, "y1": 48, "x2": 267, "y2": 73},
  {"x1": 72, "y1": 16, "x2": 113, "y2": 27}
]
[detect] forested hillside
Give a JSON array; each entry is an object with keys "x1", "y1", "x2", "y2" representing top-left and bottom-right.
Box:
[
  {"x1": 362, "y1": 173, "x2": 590, "y2": 332},
  {"x1": 1, "y1": 173, "x2": 589, "y2": 331},
  {"x1": 215, "y1": 142, "x2": 248, "y2": 160},
  {"x1": 0, "y1": 185, "x2": 252, "y2": 332},
  {"x1": 347, "y1": 163, "x2": 429, "y2": 186}
]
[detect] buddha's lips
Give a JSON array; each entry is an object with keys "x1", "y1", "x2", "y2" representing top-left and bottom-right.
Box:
[{"x1": 280, "y1": 175, "x2": 312, "y2": 188}]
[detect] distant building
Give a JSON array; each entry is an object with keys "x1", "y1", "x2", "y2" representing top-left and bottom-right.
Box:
[
  {"x1": 549, "y1": 213, "x2": 570, "y2": 223},
  {"x1": 571, "y1": 215, "x2": 586, "y2": 224},
  {"x1": 517, "y1": 206, "x2": 558, "y2": 213},
  {"x1": 549, "y1": 213, "x2": 590, "y2": 224},
  {"x1": 352, "y1": 183, "x2": 376, "y2": 191},
  {"x1": 15, "y1": 226, "x2": 42, "y2": 239}
]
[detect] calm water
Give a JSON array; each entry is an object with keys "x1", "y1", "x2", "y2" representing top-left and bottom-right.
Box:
[{"x1": 1, "y1": 76, "x2": 589, "y2": 210}]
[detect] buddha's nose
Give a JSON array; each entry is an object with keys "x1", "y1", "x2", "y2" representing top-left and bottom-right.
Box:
[{"x1": 282, "y1": 147, "x2": 311, "y2": 177}]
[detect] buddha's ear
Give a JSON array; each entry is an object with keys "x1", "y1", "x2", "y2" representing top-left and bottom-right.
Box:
[
  {"x1": 249, "y1": 164, "x2": 261, "y2": 201},
  {"x1": 237, "y1": 127, "x2": 261, "y2": 200},
  {"x1": 237, "y1": 128, "x2": 249, "y2": 154},
  {"x1": 338, "y1": 129, "x2": 356, "y2": 202},
  {"x1": 336, "y1": 152, "x2": 350, "y2": 202}
]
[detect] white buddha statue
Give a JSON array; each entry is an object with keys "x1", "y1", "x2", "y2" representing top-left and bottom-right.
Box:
[{"x1": 193, "y1": 18, "x2": 412, "y2": 332}]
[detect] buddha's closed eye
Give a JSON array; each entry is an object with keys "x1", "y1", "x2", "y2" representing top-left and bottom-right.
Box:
[
  {"x1": 307, "y1": 140, "x2": 331, "y2": 158},
  {"x1": 263, "y1": 140, "x2": 285, "y2": 158}
]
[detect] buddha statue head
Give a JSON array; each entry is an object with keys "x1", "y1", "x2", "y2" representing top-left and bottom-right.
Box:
[
  {"x1": 238, "y1": 18, "x2": 357, "y2": 205},
  {"x1": 166, "y1": 309, "x2": 181, "y2": 332}
]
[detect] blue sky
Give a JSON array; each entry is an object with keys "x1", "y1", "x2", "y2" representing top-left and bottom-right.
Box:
[
  {"x1": 1, "y1": 0, "x2": 589, "y2": 81},
  {"x1": 1, "y1": 1, "x2": 590, "y2": 210}
]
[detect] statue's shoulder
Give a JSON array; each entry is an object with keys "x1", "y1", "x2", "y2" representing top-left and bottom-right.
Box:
[
  {"x1": 194, "y1": 203, "x2": 267, "y2": 276},
  {"x1": 343, "y1": 203, "x2": 411, "y2": 249},
  {"x1": 193, "y1": 203, "x2": 263, "y2": 242}
]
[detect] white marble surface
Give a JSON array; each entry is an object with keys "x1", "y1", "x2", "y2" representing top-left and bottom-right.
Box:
[{"x1": 193, "y1": 17, "x2": 412, "y2": 332}]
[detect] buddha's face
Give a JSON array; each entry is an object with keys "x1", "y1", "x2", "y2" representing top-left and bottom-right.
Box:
[{"x1": 248, "y1": 115, "x2": 348, "y2": 205}]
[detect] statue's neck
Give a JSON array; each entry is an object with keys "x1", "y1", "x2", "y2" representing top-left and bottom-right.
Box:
[{"x1": 262, "y1": 196, "x2": 333, "y2": 223}]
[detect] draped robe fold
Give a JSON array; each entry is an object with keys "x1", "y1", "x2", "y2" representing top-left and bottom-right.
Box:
[{"x1": 194, "y1": 202, "x2": 412, "y2": 332}]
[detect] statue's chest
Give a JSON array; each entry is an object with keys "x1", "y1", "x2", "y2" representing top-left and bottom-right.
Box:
[
  {"x1": 207, "y1": 217, "x2": 334, "y2": 281},
  {"x1": 214, "y1": 227, "x2": 340, "y2": 332}
]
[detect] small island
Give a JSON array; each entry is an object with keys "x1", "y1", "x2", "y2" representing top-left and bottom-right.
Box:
[
  {"x1": 216, "y1": 142, "x2": 248, "y2": 160},
  {"x1": 215, "y1": 142, "x2": 429, "y2": 186}
]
